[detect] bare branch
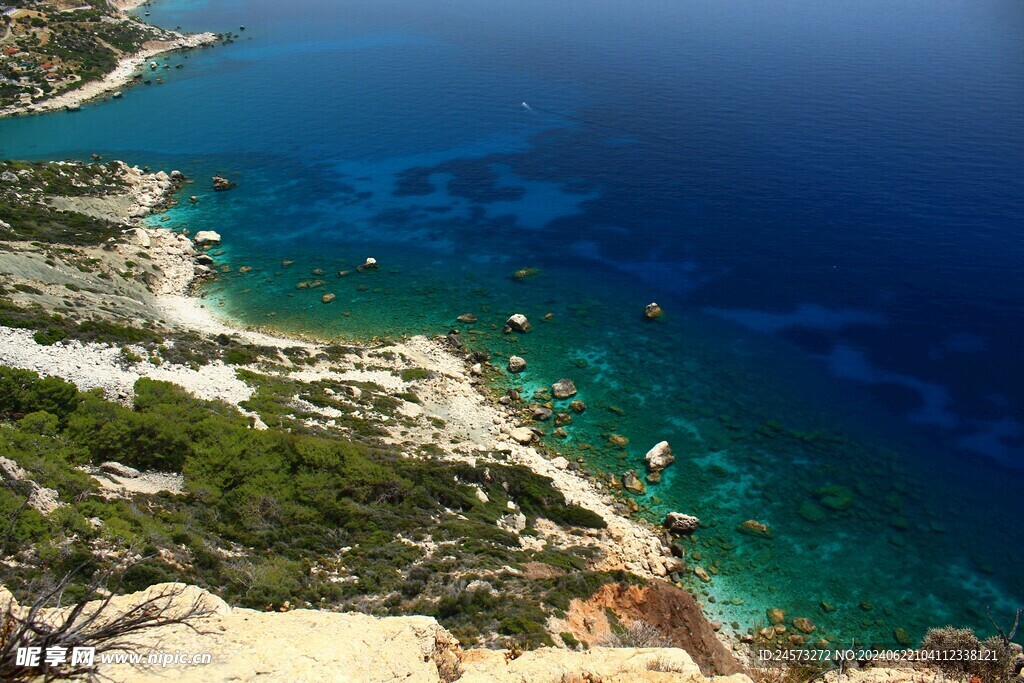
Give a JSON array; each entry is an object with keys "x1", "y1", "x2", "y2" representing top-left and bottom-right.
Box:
[{"x1": 0, "y1": 566, "x2": 216, "y2": 682}]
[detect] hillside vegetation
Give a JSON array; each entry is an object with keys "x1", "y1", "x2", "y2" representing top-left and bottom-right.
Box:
[{"x1": 0, "y1": 366, "x2": 637, "y2": 648}]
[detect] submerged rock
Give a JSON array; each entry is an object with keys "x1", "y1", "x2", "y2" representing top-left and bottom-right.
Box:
[
  {"x1": 792, "y1": 617, "x2": 816, "y2": 634},
  {"x1": 767, "y1": 609, "x2": 786, "y2": 625},
  {"x1": 816, "y1": 485, "x2": 854, "y2": 511},
  {"x1": 570, "y1": 400, "x2": 587, "y2": 413},
  {"x1": 644, "y1": 441, "x2": 674, "y2": 472},
  {"x1": 457, "y1": 313, "x2": 478, "y2": 324},
  {"x1": 511, "y1": 267, "x2": 540, "y2": 281},
  {"x1": 799, "y1": 500, "x2": 827, "y2": 522},
  {"x1": 664, "y1": 512, "x2": 700, "y2": 534},
  {"x1": 607, "y1": 433, "x2": 628, "y2": 447},
  {"x1": 321, "y1": 293, "x2": 336, "y2": 304},
  {"x1": 737, "y1": 520, "x2": 773, "y2": 539},
  {"x1": 644, "y1": 302, "x2": 663, "y2": 319},
  {"x1": 507, "y1": 355, "x2": 526, "y2": 373}
]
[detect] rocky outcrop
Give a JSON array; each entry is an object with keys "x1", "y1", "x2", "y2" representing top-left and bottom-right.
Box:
[
  {"x1": 211, "y1": 175, "x2": 235, "y2": 191},
  {"x1": 553, "y1": 583, "x2": 746, "y2": 678},
  {"x1": 0, "y1": 583, "x2": 460, "y2": 683},
  {"x1": 664, "y1": 512, "x2": 700, "y2": 535},
  {"x1": 459, "y1": 647, "x2": 751, "y2": 682},
  {"x1": 0, "y1": 456, "x2": 62, "y2": 515},
  {"x1": 0, "y1": 583, "x2": 751, "y2": 683},
  {"x1": 645, "y1": 302, "x2": 663, "y2": 319},
  {"x1": 622, "y1": 470, "x2": 647, "y2": 495},
  {"x1": 99, "y1": 461, "x2": 141, "y2": 478},
  {"x1": 551, "y1": 378, "x2": 577, "y2": 399},
  {"x1": 193, "y1": 230, "x2": 221, "y2": 245},
  {"x1": 510, "y1": 427, "x2": 535, "y2": 444},
  {"x1": 505, "y1": 313, "x2": 530, "y2": 333},
  {"x1": 645, "y1": 441, "x2": 675, "y2": 473},
  {"x1": 507, "y1": 355, "x2": 526, "y2": 373},
  {"x1": 532, "y1": 406, "x2": 553, "y2": 421}
]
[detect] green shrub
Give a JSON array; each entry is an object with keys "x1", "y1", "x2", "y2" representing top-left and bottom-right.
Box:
[
  {"x1": 0, "y1": 367, "x2": 79, "y2": 423},
  {"x1": 560, "y1": 632, "x2": 581, "y2": 649},
  {"x1": 399, "y1": 368, "x2": 431, "y2": 382}
]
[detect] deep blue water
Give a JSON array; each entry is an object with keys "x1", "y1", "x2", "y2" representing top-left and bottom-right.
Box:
[{"x1": 2, "y1": 0, "x2": 1022, "y2": 646}]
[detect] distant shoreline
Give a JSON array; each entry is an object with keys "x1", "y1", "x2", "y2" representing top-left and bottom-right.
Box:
[
  {"x1": 0, "y1": 0, "x2": 218, "y2": 122},
  {"x1": 0, "y1": 32, "x2": 217, "y2": 120}
]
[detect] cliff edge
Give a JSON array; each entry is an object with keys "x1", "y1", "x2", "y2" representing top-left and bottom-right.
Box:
[{"x1": 0, "y1": 583, "x2": 752, "y2": 683}]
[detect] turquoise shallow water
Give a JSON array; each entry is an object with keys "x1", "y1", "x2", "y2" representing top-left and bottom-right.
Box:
[{"x1": 1, "y1": 0, "x2": 1022, "y2": 647}]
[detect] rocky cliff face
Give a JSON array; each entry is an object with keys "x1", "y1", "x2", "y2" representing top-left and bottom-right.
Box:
[
  {"x1": 1, "y1": 583, "x2": 753, "y2": 683},
  {"x1": 552, "y1": 582, "x2": 744, "y2": 677}
]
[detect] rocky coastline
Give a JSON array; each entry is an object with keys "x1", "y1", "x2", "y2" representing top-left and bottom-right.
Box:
[
  {"x1": 0, "y1": 165, "x2": 751, "y2": 672},
  {"x1": 1, "y1": 164, "x2": 990, "y2": 682}
]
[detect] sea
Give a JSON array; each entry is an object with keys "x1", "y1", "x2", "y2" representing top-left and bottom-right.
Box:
[{"x1": 1, "y1": 0, "x2": 1021, "y2": 648}]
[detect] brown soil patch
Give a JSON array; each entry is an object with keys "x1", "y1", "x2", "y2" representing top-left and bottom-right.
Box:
[{"x1": 562, "y1": 582, "x2": 743, "y2": 677}]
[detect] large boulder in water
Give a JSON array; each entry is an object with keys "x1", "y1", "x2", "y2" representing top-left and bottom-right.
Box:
[
  {"x1": 621, "y1": 470, "x2": 647, "y2": 495},
  {"x1": 507, "y1": 356, "x2": 526, "y2": 373},
  {"x1": 194, "y1": 231, "x2": 222, "y2": 245},
  {"x1": 212, "y1": 175, "x2": 236, "y2": 191},
  {"x1": 664, "y1": 512, "x2": 700, "y2": 535},
  {"x1": 551, "y1": 378, "x2": 577, "y2": 399},
  {"x1": 644, "y1": 441, "x2": 674, "y2": 473},
  {"x1": 505, "y1": 313, "x2": 530, "y2": 333}
]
